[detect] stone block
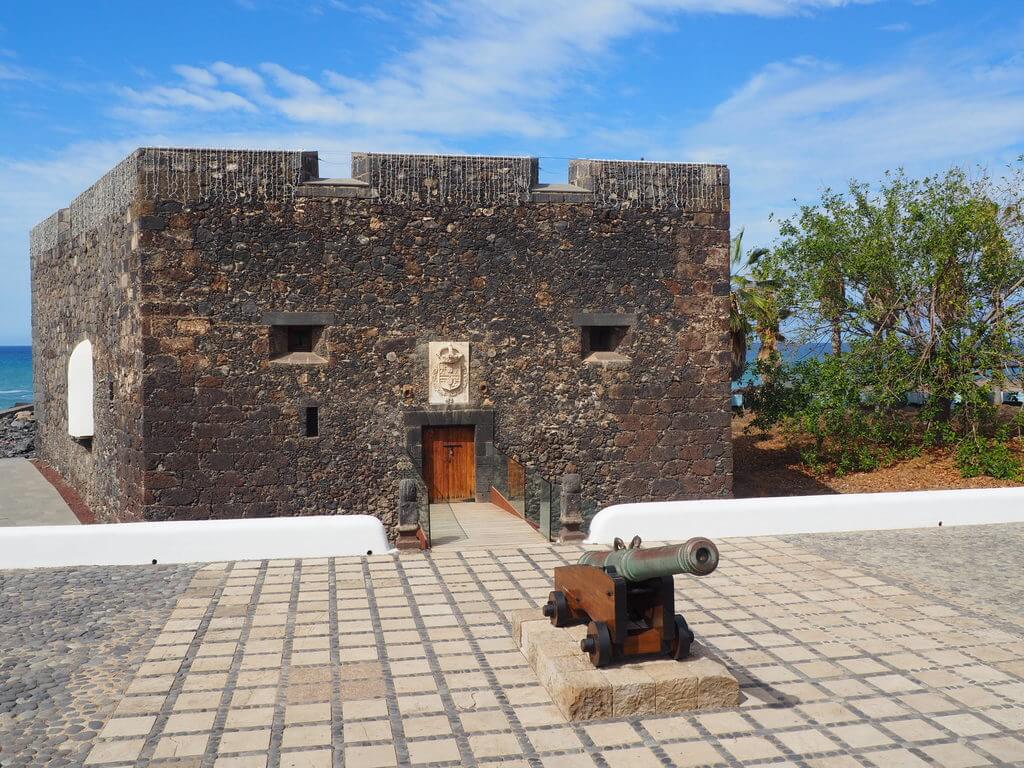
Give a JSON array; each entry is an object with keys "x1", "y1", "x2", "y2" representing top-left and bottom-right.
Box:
[
  {"x1": 694, "y1": 657, "x2": 741, "y2": 708},
  {"x1": 645, "y1": 659, "x2": 699, "y2": 713},
  {"x1": 522, "y1": 624, "x2": 573, "y2": 666},
  {"x1": 603, "y1": 665, "x2": 656, "y2": 716},
  {"x1": 553, "y1": 670, "x2": 613, "y2": 720},
  {"x1": 510, "y1": 608, "x2": 544, "y2": 645},
  {"x1": 515, "y1": 621, "x2": 738, "y2": 721}
]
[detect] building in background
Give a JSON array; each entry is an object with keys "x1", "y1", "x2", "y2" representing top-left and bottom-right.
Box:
[{"x1": 30, "y1": 148, "x2": 732, "y2": 537}]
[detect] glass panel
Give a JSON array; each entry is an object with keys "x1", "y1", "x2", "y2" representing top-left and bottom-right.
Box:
[
  {"x1": 524, "y1": 471, "x2": 550, "y2": 531},
  {"x1": 506, "y1": 456, "x2": 526, "y2": 517},
  {"x1": 490, "y1": 444, "x2": 555, "y2": 541},
  {"x1": 541, "y1": 478, "x2": 558, "y2": 541}
]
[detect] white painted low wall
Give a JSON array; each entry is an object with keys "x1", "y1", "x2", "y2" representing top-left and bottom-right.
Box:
[
  {"x1": 587, "y1": 486, "x2": 1024, "y2": 544},
  {"x1": 0, "y1": 515, "x2": 393, "y2": 569}
]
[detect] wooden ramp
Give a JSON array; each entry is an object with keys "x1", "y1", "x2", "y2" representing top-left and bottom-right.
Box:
[{"x1": 429, "y1": 502, "x2": 546, "y2": 550}]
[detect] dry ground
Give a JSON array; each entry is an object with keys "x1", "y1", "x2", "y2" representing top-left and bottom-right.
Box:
[{"x1": 732, "y1": 412, "x2": 1024, "y2": 498}]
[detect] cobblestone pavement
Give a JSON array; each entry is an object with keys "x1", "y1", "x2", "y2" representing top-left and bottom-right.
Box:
[
  {"x1": 0, "y1": 563, "x2": 197, "y2": 768},
  {"x1": 4, "y1": 525, "x2": 1024, "y2": 767},
  {"x1": 784, "y1": 523, "x2": 1024, "y2": 631}
]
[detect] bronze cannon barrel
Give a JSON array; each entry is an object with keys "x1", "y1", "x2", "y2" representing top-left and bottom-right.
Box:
[{"x1": 578, "y1": 538, "x2": 719, "y2": 580}]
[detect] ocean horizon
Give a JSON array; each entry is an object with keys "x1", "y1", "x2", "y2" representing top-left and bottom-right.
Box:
[{"x1": 0, "y1": 346, "x2": 32, "y2": 410}]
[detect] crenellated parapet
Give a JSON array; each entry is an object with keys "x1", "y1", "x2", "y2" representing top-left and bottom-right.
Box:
[
  {"x1": 139, "y1": 147, "x2": 312, "y2": 207},
  {"x1": 351, "y1": 152, "x2": 537, "y2": 205},
  {"x1": 569, "y1": 159, "x2": 729, "y2": 211},
  {"x1": 30, "y1": 148, "x2": 729, "y2": 259},
  {"x1": 30, "y1": 148, "x2": 312, "y2": 258}
]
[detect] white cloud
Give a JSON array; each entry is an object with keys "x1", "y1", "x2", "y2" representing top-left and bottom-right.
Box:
[
  {"x1": 174, "y1": 64, "x2": 218, "y2": 87},
  {"x1": 120, "y1": 84, "x2": 257, "y2": 113},
  {"x1": 0, "y1": 62, "x2": 34, "y2": 81},
  {"x1": 114, "y1": 0, "x2": 883, "y2": 139},
  {"x1": 209, "y1": 62, "x2": 266, "y2": 93},
  {"x1": 0, "y1": 0, "x2": 929, "y2": 344},
  {"x1": 674, "y1": 48, "x2": 1024, "y2": 245}
]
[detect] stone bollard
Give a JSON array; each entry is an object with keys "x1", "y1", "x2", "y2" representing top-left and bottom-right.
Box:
[
  {"x1": 558, "y1": 473, "x2": 586, "y2": 543},
  {"x1": 395, "y1": 479, "x2": 425, "y2": 550}
]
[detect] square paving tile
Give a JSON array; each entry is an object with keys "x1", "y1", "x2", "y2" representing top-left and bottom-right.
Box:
[
  {"x1": 97, "y1": 715, "x2": 156, "y2": 738},
  {"x1": 342, "y1": 744, "x2": 397, "y2": 767},
  {"x1": 84, "y1": 739, "x2": 146, "y2": 765},
  {"x1": 213, "y1": 755, "x2": 268, "y2": 768},
  {"x1": 601, "y1": 746, "x2": 663, "y2": 768},
  {"x1": 919, "y1": 742, "x2": 992, "y2": 767},
  {"x1": 830, "y1": 722, "x2": 894, "y2": 749},
  {"x1": 152, "y1": 733, "x2": 210, "y2": 759},
  {"x1": 343, "y1": 719, "x2": 392, "y2": 743},
  {"x1": 661, "y1": 741, "x2": 728, "y2": 767},
  {"x1": 774, "y1": 728, "x2": 842, "y2": 755},
  {"x1": 282, "y1": 724, "x2": 333, "y2": 749},
  {"x1": 219, "y1": 729, "x2": 271, "y2": 753},
  {"x1": 528, "y1": 726, "x2": 585, "y2": 753},
  {"x1": 468, "y1": 732, "x2": 523, "y2": 758},
  {"x1": 718, "y1": 735, "x2": 783, "y2": 762},
  {"x1": 407, "y1": 738, "x2": 461, "y2": 764},
  {"x1": 696, "y1": 711, "x2": 750, "y2": 735},
  {"x1": 584, "y1": 722, "x2": 642, "y2": 748},
  {"x1": 971, "y1": 736, "x2": 1024, "y2": 763},
  {"x1": 165, "y1": 710, "x2": 217, "y2": 733},
  {"x1": 279, "y1": 750, "x2": 333, "y2": 768}
]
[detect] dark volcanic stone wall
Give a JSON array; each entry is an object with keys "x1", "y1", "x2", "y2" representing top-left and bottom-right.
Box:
[
  {"x1": 33, "y1": 148, "x2": 731, "y2": 531},
  {"x1": 30, "y1": 149, "x2": 309, "y2": 523},
  {"x1": 132, "y1": 151, "x2": 731, "y2": 532},
  {"x1": 30, "y1": 162, "x2": 146, "y2": 522}
]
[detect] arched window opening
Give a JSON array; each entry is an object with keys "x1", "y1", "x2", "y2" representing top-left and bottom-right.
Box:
[{"x1": 67, "y1": 339, "x2": 94, "y2": 439}]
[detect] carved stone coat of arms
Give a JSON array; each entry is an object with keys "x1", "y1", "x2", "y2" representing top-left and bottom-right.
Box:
[{"x1": 428, "y1": 341, "x2": 470, "y2": 404}]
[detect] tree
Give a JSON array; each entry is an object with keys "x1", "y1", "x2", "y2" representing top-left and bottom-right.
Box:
[
  {"x1": 729, "y1": 229, "x2": 787, "y2": 381},
  {"x1": 753, "y1": 163, "x2": 1024, "y2": 478}
]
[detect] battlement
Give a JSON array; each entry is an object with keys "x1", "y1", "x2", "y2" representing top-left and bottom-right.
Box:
[
  {"x1": 30, "y1": 148, "x2": 728, "y2": 257},
  {"x1": 30, "y1": 148, "x2": 309, "y2": 258}
]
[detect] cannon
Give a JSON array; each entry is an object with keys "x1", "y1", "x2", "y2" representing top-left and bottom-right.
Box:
[{"x1": 542, "y1": 536, "x2": 719, "y2": 667}]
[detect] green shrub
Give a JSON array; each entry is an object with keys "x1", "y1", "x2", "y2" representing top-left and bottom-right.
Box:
[
  {"x1": 955, "y1": 434, "x2": 1023, "y2": 481},
  {"x1": 743, "y1": 162, "x2": 1024, "y2": 483}
]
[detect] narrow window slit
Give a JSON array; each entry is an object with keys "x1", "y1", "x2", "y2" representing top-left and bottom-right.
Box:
[{"x1": 305, "y1": 406, "x2": 319, "y2": 438}]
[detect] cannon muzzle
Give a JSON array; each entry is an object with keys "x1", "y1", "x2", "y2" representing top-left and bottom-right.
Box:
[{"x1": 577, "y1": 537, "x2": 719, "y2": 580}]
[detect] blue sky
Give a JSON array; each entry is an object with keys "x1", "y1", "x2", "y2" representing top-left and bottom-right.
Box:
[{"x1": 1, "y1": 0, "x2": 1023, "y2": 345}]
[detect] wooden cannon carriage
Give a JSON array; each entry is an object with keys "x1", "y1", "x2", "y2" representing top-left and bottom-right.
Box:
[{"x1": 542, "y1": 536, "x2": 719, "y2": 667}]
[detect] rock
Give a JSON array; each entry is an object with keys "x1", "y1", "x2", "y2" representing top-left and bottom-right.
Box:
[{"x1": 1, "y1": 410, "x2": 38, "y2": 459}]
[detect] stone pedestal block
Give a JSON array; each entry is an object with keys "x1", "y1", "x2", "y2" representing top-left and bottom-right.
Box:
[
  {"x1": 395, "y1": 478, "x2": 424, "y2": 551},
  {"x1": 513, "y1": 608, "x2": 739, "y2": 720},
  {"x1": 558, "y1": 473, "x2": 586, "y2": 543}
]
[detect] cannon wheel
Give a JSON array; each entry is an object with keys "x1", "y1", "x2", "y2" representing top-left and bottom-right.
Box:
[
  {"x1": 542, "y1": 591, "x2": 570, "y2": 626},
  {"x1": 671, "y1": 614, "x2": 695, "y2": 660},
  {"x1": 581, "y1": 621, "x2": 613, "y2": 667}
]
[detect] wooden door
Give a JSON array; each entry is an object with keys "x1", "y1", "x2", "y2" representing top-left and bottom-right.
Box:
[{"x1": 422, "y1": 426, "x2": 476, "y2": 502}]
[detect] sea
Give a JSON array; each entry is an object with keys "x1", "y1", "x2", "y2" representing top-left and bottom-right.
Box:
[{"x1": 0, "y1": 346, "x2": 32, "y2": 410}]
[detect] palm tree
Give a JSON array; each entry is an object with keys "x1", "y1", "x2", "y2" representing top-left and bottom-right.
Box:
[{"x1": 730, "y1": 229, "x2": 786, "y2": 382}]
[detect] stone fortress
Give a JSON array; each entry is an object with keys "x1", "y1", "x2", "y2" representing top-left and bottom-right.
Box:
[{"x1": 30, "y1": 148, "x2": 732, "y2": 537}]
